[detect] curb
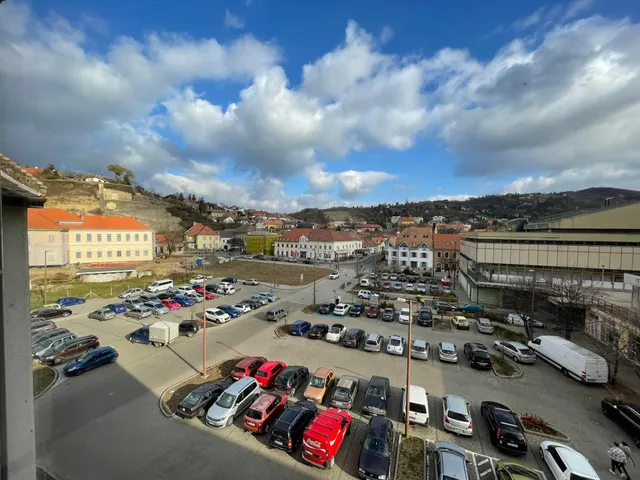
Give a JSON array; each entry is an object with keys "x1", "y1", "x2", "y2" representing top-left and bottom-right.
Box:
[
  {"x1": 424, "y1": 438, "x2": 429, "y2": 480},
  {"x1": 490, "y1": 355, "x2": 524, "y2": 379},
  {"x1": 274, "y1": 326, "x2": 290, "y2": 338},
  {"x1": 520, "y1": 420, "x2": 570, "y2": 441},
  {"x1": 34, "y1": 365, "x2": 60, "y2": 400},
  {"x1": 393, "y1": 435, "x2": 403, "y2": 480}
]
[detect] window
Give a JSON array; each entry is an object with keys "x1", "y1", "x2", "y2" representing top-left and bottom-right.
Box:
[
  {"x1": 421, "y1": 252, "x2": 427, "y2": 258},
  {"x1": 75, "y1": 234, "x2": 81, "y2": 242},
  {"x1": 48, "y1": 234, "x2": 55, "y2": 243},
  {"x1": 437, "y1": 252, "x2": 442, "y2": 258},
  {"x1": 420, "y1": 261, "x2": 427, "y2": 267},
  {"x1": 401, "y1": 252, "x2": 407, "y2": 257},
  {"x1": 117, "y1": 234, "x2": 122, "y2": 241},
  {"x1": 135, "y1": 234, "x2": 139, "y2": 241},
  {"x1": 135, "y1": 250, "x2": 140, "y2": 257},
  {"x1": 75, "y1": 252, "x2": 81, "y2": 259},
  {"x1": 126, "y1": 234, "x2": 131, "y2": 241},
  {"x1": 411, "y1": 252, "x2": 417, "y2": 258},
  {"x1": 107, "y1": 234, "x2": 112, "y2": 241},
  {"x1": 144, "y1": 250, "x2": 149, "y2": 256},
  {"x1": 97, "y1": 251, "x2": 103, "y2": 258},
  {"x1": 392, "y1": 251, "x2": 397, "y2": 257},
  {"x1": 107, "y1": 251, "x2": 112, "y2": 258},
  {"x1": 401, "y1": 260, "x2": 407, "y2": 266},
  {"x1": 453, "y1": 253, "x2": 456, "y2": 259},
  {"x1": 126, "y1": 250, "x2": 131, "y2": 257},
  {"x1": 87, "y1": 251, "x2": 92, "y2": 259},
  {"x1": 97, "y1": 234, "x2": 102, "y2": 241},
  {"x1": 144, "y1": 234, "x2": 148, "y2": 241},
  {"x1": 548, "y1": 448, "x2": 567, "y2": 472},
  {"x1": 445, "y1": 252, "x2": 450, "y2": 259},
  {"x1": 117, "y1": 251, "x2": 122, "y2": 257},
  {"x1": 87, "y1": 234, "x2": 92, "y2": 242}
]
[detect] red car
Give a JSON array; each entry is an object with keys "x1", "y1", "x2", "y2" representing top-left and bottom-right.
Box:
[
  {"x1": 302, "y1": 408, "x2": 352, "y2": 469},
  {"x1": 243, "y1": 392, "x2": 287, "y2": 433},
  {"x1": 193, "y1": 287, "x2": 215, "y2": 299},
  {"x1": 231, "y1": 356, "x2": 268, "y2": 380},
  {"x1": 366, "y1": 305, "x2": 380, "y2": 318},
  {"x1": 255, "y1": 361, "x2": 287, "y2": 388},
  {"x1": 161, "y1": 299, "x2": 181, "y2": 311}
]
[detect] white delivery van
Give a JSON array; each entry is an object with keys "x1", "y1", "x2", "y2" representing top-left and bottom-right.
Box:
[
  {"x1": 148, "y1": 321, "x2": 179, "y2": 347},
  {"x1": 147, "y1": 279, "x2": 174, "y2": 293},
  {"x1": 528, "y1": 335, "x2": 608, "y2": 384}
]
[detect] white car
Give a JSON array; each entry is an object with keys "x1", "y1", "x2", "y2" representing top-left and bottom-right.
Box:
[
  {"x1": 326, "y1": 324, "x2": 347, "y2": 343},
  {"x1": 358, "y1": 290, "x2": 373, "y2": 299},
  {"x1": 539, "y1": 441, "x2": 599, "y2": 480},
  {"x1": 381, "y1": 273, "x2": 389, "y2": 280},
  {"x1": 243, "y1": 278, "x2": 259, "y2": 285},
  {"x1": 329, "y1": 272, "x2": 340, "y2": 279},
  {"x1": 189, "y1": 276, "x2": 205, "y2": 285},
  {"x1": 405, "y1": 284, "x2": 415, "y2": 292},
  {"x1": 333, "y1": 304, "x2": 351, "y2": 316},
  {"x1": 31, "y1": 303, "x2": 61, "y2": 313},
  {"x1": 173, "y1": 285, "x2": 197, "y2": 296},
  {"x1": 119, "y1": 288, "x2": 143, "y2": 299},
  {"x1": 443, "y1": 394, "x2": 473, "y2": 436},
  {"x1": 398, "y1": 308, "x2": 411, "y2": 324},
  {"x1": 387, "y1": 335, "x2": 406, "y2": 355},
  {"x1": 416, "y1": 283, "x2": 426, "y2": 293},
  {"x1": 233, "y1": 304, "x2": 252, "y2": 314},
  {"x1": 507, "y1": 313, "x2": 544, "y2": 328},
  {"x1": 365, "y1": 333, "x2": 383, "y2": 352},
  {"x1": 205, "y1": 308, "x2": 231, "y2": 324},
  {"x1": 185, "y1": 292, "x2": 204, "y2": 303}
]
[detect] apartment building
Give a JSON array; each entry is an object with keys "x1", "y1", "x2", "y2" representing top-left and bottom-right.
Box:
[
  {"x1": 386, "y1": 226, "x2": 433, "y2": 271},
  {"x1": 246, "y1": 231, "x2": 279, "y2": 255},
  {"x1": 275, "y1": 229, "x2": 362, "y2": 260},
  {"x1": 433, "y1": 233, "x2": 461, "y2": 272},
  {"x1": 28, "y1": 208, "x2": 154, "y2": 266},
  {"x1": 459, "y1": 202, "x2": 640, "y2": 306},
  {"x1": 184, "y1": 223, "x2": 221, "y2": 250}
]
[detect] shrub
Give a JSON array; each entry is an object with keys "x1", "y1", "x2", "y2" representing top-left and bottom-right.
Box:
[
  {"x1": 490, "y1": 354, "x2": 518, "y2": 376},
  {"x1": 520, "y1": 413, "x2": 551, "y2": 433}
]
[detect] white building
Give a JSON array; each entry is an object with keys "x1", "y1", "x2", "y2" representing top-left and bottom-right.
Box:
[
  {"x1": 431, "y1": 216, "x2": 446, "y2": 224},
  {"x1": 275, "y1": 229, "x2": 363, "y2": 260},
  {"x1": 386, "y1": 226, "x2": 433, "y2": 271}
]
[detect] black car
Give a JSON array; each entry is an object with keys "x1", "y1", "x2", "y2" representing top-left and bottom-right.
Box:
[
  {"x1": 176, "y1": 379, "x2": 234, "y2": 419},
  {"x1": 602, "y1": 398, "x2": 640, "y2": 446},
  {"x1": 343, "y1": 328, "x2": 366, "y2": 348},
  {"x1": 381, "y1": 308, "x2": 395, "y2": 322},
  {"x1": 398, "y1": 274, "x2": 408, "y2": 282},
  {"x1": 30, "y1": 308, "x2": 72, "y2": 319},
  {"x1": 308, "y1": 324, "x2": 329, "y2": 339},
  {"x1": 350, "y1": 304, "x2": 364, "y2": 317},
  {"x1": 318, "y1": 303, "x2": 335, "y2": 314},
  {"x1": 242, "y1": 299, "x2": 262, "y2": 309},
  {"x1": 156, "y1": 292, "x2": 175, "y2": 300},
  {"x1": 204, "y1": 284, "x2": 218, "y2": 293},
  {"x1": 429, "y1": 279, "x2": 438, "y2": 285},
  {"x1": 363, "y1": 376, "x2": 390, "y2": 416},
  {"x1": 273, "y1": 365, "x2": 310, "y2": 396},
  {"x1": 222, "y1": 277, "x2": 237, "y2": 284},
  {"x1": 417, "y1": 308, "x2": 433, "y2": 327},
  {"x1": 464, "y1": 343, "x2": 493, "y2": 369},
  {"x1": 268, "y1": 400, "x2": 318, "y2": 452},
  {"x1": 179, "y1": 320, "x2": 200, "y2": 337},
  {"x1": 480, "y1": 401, "x2": 528, "y2": 455},
  {"x1": 359, "y1": 416, "x2": 394, "y2": 480},
  {"x1": 434, "y1": 301, "x2": 456, "y2": 312}
]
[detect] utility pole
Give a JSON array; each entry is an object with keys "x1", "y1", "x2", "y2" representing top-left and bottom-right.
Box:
[
  {"x1": 202, "y1": 259, "x2": 207, "y2": 378},
  {"x1": 405, "y1": 300, "x2": 413, "y2": 437},
  {"x1": 44, "y1": 251, "x2": 48, "y2": 304}
]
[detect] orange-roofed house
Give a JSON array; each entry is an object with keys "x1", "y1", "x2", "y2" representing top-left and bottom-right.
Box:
[
  {"x1": 386, "y1": 226, "x2": 433, "y2": 271},
  {"x1": 184, "y1": 222, "x2": 220, "y2": 251},
  {"x1": 433, "y1": 233, "x2": 461, "y2": 273},
  {"x1": 274, "y1": 229, "x2": 363, "y2": 261},
  {"x1": 28, "y1": 208, "x2": 153, "y2": 266}
]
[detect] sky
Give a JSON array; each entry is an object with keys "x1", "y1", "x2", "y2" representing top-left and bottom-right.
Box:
[{"x1": 1, "y1": 0, "x2": 640, "y2": 211}]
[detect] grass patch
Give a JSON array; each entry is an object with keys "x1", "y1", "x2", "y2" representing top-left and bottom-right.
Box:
[
  {"x1": 275, "y1": 325, "x2": 292, "y2": 337},
  {"x1": 494, "y1": 325, "x2": 527, "y2": 343},
  {"x1": 433, "y1": 318, "x2": 452, "y2": 332},
  {"x1": 208, "y1": 261, "x2": 331, "y2": 287},
  {"x1": 490, "y1": 354, "x2": 518, "y2": 376},
  {"x1": 162, "y1": 357, "x2": 241, "y2": 415},
  {"x1": 302, "y1": 304, "x2": 319, "y2": 314},
  {"x1": 396, "y1": 436, "x2": 424, "y2": 480},
  {"x1": 33, "y1": 362, "x2": 56, "y2": 397},
  {"x1": 520, "y1": 413, "x2": 568, "y2": 439}
]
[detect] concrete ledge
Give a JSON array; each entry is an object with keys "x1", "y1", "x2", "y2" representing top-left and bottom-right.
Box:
[
  {"x1": 520, "y1": 417, "x2": 570, "y2": 442},
  {"x1": 274, "y1": 325, "x2": 291, "y2": 338},
  {"x1": 491, "y1": 356, "x2": 524, "y2": 379}
]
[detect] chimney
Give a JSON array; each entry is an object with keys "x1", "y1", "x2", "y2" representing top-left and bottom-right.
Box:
[
  {"x1": 80, "y1": 212, "x2": 85, "y2": 222},
  {"x1": 193, "y1": 221, "x2": 197, "y2": 226}
]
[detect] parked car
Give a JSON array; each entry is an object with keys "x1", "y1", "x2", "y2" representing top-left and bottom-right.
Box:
[
  {"x1": 88, "y1": 307, "x2": 116, "y2": 321},
  {"x1": 358, "y1": 290, "x2": 373, "y2": 299},
  {"x1": 494, "y1": 341, "x2": 537, "y2": 364},
  {"x1": 411, "y1": 340, "x2": 430, "y2": 360},
  {"x1": 161, "y1": 299, "x2": 181, "y2": 311},
  {"x1": 539, "y1": 441, "x2": 599, "y2": 480},
  {"x1": 459, "y1": 303, "x2": 484, "y2": 313},
  {"x1": 173, "y1": 295, "x2": 195, "y2": 307},
  {"x1": 443, "y1": 394, "x2": 473, "y2": 436},
  {"x1": 205, "y1": 376, "x2": 260, "y2": 428},
  {"x1": 333, "y1": 304, "x2": 351, "y2": 316},
  {"x1": 38, "y1": 335, "x2": 100, "y2": 365},
  {"x1": 480, "y1": 401, "x2": 528, "y2": 455},
  {"x1": 232, "y1": 303, "x2": 251, "y2": 314},
  {"x1": 382, "y1": 281, "x2": 392, "y2": 290},
  {"x1": 398, "y1": 308, "x2": 411, "y2": 324},
  {"x1": 106, "y1": 303, "x2": 126, "y2": 314},
  {"x1": 308, "y1": 324, "x2": 329, "y2": 340},
  {"x1": 398, "y1": 274, "x2": 408, "y2": 282},
  {"x1": 179, "y1": 320, "x2": 200, "y2": 337},
  {"x1": 381, "y1": 308, "x2": 395, "y2": 322},
  {"x1": 362, "y1": 376, "x2": 390, "y2": 416},
  {"x1": 56, "y1": 296, "x2": 86, "y2": 307},
  {"x1": 326, "y1": 324, "x2": 347, "y2": 343},
  {"x1": 123, "y1": 298, "x2": 145, "y2": 310},
  {"x1": 393, "y1": 283, "x2": 403, "y2": 291},
  {"x1": 429, "y1": 278, "x2": 438, "y2": 285},
  {"x1": 266, "y1": 307, "x2": 288, "y2": 321},
  {"x1": 343, "y1": 328, "x2": 366, "y2": 348},
  {"x1": 416, "y1": 283, "x2": 427, "y2": 293},
  {"x1": 255, "y1": 360, "x2": 287, "y2": 388},
  {"x1": 402, "y1": 385, "x2": 429, "y2": 425},
  {"x1": 257, "y1": 292, "x2": 278, "y2": 302},
  {"x1": 329, "y1": 272, "x2": 340, "y2": 279},
  {"x1": 242, "y1": 299, "x2": 262, "y2": 309},
  {"x1": 434, "y1": 301, "x2": 456, "y2": 312},
  {"x1": 119, "y1": 288, "x2": 143, "y2": 299},
  {"x1": 405, "y1": 283, "x2": 415, "y2": 292},
  {"x1": 144, "y1": 301, "x2": 170, "y2": 316},
  {"x1": 366, "y1": 305, "x2": 380, "y2": 318},
  {"x1": 125, "y1": 306, "x2": 153, "y2": 319},
  {"x1": 244, "y1": 278, "x2": 260, "y2": 285},
  {"x1": 495, "y1": 461, "x2": 541, "y2": 480},
  {"x1": 232, "y1": 356, "x2": 268, "y2": 380},
  {"x1": 289, "y1": 320, "x2": 312, "y2": 336},
  {"x1": 31, "y1": 308, "x2": 72, "y2": 319},
  {"x1": 387, "y1": 335, "x2": 406, "y2": 356},
  {"x1": 433, "y1": 442, "x2": 470, "y2": 480},
  {"x1": 31, "y1": 320, "x2": 57, "y2": 335},
  {"x1": 452, "y1": 315, "x2": 470, "y2": 330},
  {"x1": 359, "y1": 416, "x2": 394, "y2": 480},
  {"x1": 389, "y1": 274, "x2": 398, "y2": 281},
  {"x1": 273, "y1": 365, "x2": 310, "y2": 396},
  {"x1": 268, "y1": 400, "x2": 318, "y2": 452},
  {"x1": 477, "y1": 318, "x2": 495, "y2": 334},
  {"x1": 318, "y1": 303, "x2": 335, "y2": 314},
  {"x1": 176, "y1": 379, "x2": 234, "y2": 419},
  {"x1": 62, "y1": 346, "x2": 118, "y2": 376},
  {"x1": 304, "y1": 367, "x2": 336, "y2": 404},
  {"x1": 32, "y1": 328, "x2": 70, "y2": 346},
  {"x1": 350, "y1": 304, "x2": 364, "y2": 317},
  {"x1": 601, "y1": 398, "x2": 640, "y2": 445},
  {"x1": 365, "y1": 333, "x2": 383, "y2": 352},
  {"x1": 443, "y1": 287, "x2": 453, "y2": 295},
  {"x1": 429, "y1": 285, "x2": 440, "y2": 294},
  {"x1": 31, "y1": 303, "x2": 61, "y2": 313},
  {"x1": 218, "y1": 304, "x2": 242, "y2": 318},
  {"x1": 222, "y1": 277, "x2": 238, "y2": 284},
  {"x1": 156, "y1": 292, "x2": 175, "y2": 301},
  {"x1": 417, "y1": 308, "x2": 433, "y2": 327},
  {"x1": 33, "y1": 332, "x2": 77, "y2": 358},
  {"x1": 331, "y1": 376, "x2": 359, "y2": 409},
  {"x1": 439, "y1": 342, "x2": 458, "y2": 363},
  {"x1": 464, "y1": 343, "x2": 493, "y2": 369},
  {"x1": 302, "y1": 408, "x2": 352, "y2": 469},
  {"x1": 185, "y1": 292, "x2": 204, "y2": 303},
  {"x1": 244, "y1": 392, "x2": 288, "y2": 434},
  {"x1": 249, "y1": 295, "x2": 268, "y2": 306}
]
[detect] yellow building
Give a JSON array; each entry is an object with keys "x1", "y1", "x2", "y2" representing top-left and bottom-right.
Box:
[
  {"x1": 28, "y1": 208, "x2": 153, "y2": 266},
  {"x1": 184, "y1": 223, "x2": 221, "y2": 250},
  {"x1": 246, "y1": 231, "x2": 279, "y2": 255}
]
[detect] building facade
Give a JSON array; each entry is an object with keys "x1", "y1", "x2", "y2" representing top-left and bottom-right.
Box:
[
  {"x1": 246, "y1": 231, "x2": 279, "y2": 255},
  {"x1": 385, "y1": 227, "x2": 433, "y2": 271},
  {"x1": 433, "y1": 233, "x2": 461, "y2": 273},
  {"x1": 28, "y1": 208, "x2": 154, "y2": 266},
  {"x1": 275, "y1": 229, "x2": 362, "y2": 260},
  {"x1": 184, "y1": 223, "x2": 221, "y2": 250}
]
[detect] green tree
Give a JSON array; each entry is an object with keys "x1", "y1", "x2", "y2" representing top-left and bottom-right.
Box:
[{"x1": 107, "y1": 164, "x2": 133, "y2": 183}]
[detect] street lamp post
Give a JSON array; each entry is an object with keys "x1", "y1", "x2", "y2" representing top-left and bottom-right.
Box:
[
  {"x1": 202, "y1": 260, "x2": 207, "y2": 377},
  {"x1": 601, "y1": 264, "x2": 606, "y2": 288},
  {"x1": 313, "y1": 253, "x2": 317, "y2": 305}
]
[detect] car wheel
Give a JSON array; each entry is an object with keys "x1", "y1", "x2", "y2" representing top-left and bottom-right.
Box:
[
  {"x1": 561, "y1": 367, "x2": 569, "y2": 376},
  {"x1": 539, "y1": 447, "x2": 544, "y2": 460},
  {"x1": 153, "y1": 342, "x2": 162, "y2": 348},
  {"x1": 129, "y1": 337, "x2": 135, "y2": 343},
  {"x1": 63, "y1": 311, "x2": 71, "y2": 317},
  {"x1": 226, "y1": 416, "x2": 233, "y2": 427},
  {"x1": 54, "y1": 357, "x2": 62, "y2": 365},
  {"x1": 110, "y1": 357, "x2": 117, "y2": 363},
  {"x1": 512, "y1": 355, "x2": 519, "y2": 363},
  {"x1": 290, "y1": 387, "x2": 296, "y2": 396},
  {"x1": 187, "y1": 332, "x2": 194, "y2": 338}
]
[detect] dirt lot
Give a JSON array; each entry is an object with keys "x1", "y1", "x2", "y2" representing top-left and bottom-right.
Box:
[{"x1": 205, "y1": 260, "x2": 331, "y2": 286}]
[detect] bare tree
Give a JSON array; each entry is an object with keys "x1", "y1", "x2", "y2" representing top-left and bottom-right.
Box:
[
  {"x1": 164, "y1": 231, "x2": 184, "y2": 256},
  {"x1": 550, "y1": 273, "x2": 601, "y2": 341},
  {"x1": 500, "y1": 277, "x2": 540, "y2": 342}
]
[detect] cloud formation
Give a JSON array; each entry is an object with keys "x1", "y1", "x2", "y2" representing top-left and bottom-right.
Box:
[{"x1": 225, "y1": 9, "x2": 245, "y2": 29}]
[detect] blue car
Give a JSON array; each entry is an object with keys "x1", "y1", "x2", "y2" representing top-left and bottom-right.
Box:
[
  {"x1": 289, "y1": 320, "x2": 312, "y2": 336},
  {"x1": 129, "y1": 326, "x2": 151, "y2": 344},
  {"x1": 56, "y1": 296, "x2": 86, "y2": 307},
  {"x1": 106, "y1": 303, "x2": 127, "y2": 314},
  {"x1": 393, "y1": 283, "x2": 403, "y2": 291},
  {"x1": 173, "y1": 295, "x2": 194, "y2": 307},
  {"x1": 218, "y1": 305, "x2": 242, "y2": 318},
  {"x1": 63, "y1": 346, "x2": 118, "y2": 376}
]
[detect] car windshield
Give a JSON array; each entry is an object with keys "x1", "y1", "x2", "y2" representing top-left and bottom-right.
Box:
[
  {"x1": 367, "y1": 386, "x2": 384, "y2": 397},
  {"x1": 255, "y1": 370, "x2": 268, "y2": 378},
  {"x1": 363, "y1": 436, "x2": 389, "y2": 456},
  {"x1": 215, "y1": 392, "x2": 237, "y2": 409},
  {"x1": 233, "y1": 367, "x2": 245, "y2": 374},
  {"x1": 181, "y1": 391, "x2": 203, "y2": 407},
  {"x1": 309, "y1": 376, "x2": 325, "y2": 388},
  {"x1": 447, "y1": 411, "x2": 469, "y2": 422},
  {"x1": 474, "y1": 350, "x2": 490, "y2": 359},
  {"x1": 274, "y1": 375, "x2": 289, "y2": 387},
  {"x1": 245, "y1": 409, "x2": 262, "y2": 420},
  {"x1": 389, "y1": 338, "x2": 401, "y2": 346},
  {"x1": 75, "y1": 351, "x2": 93, "y2": 363},
  {"x1": 333, "y1": 387, "x2": 351, "y2": 401},
  {"x1": 413, "y1": 345, "x2": 426, "y2": 352},
  {"x1": 518, "y1": 348, "x2": 534, "y2": 355}
]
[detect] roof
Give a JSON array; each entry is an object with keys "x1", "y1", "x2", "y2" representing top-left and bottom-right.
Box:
[
  {"x1": 155, "y1": 234, "x2": 166, "y2": 243},
  {"x1": 0, "y1": 154, "x2": 47, "y2": 207},
  {"x1": 336, "y1": 376, "x2": 359, "y2": 388},
  {"x1": 461, "y1": 231, "x2": 640, "y2": 243},
  {"x1": 433, "y1": 233, "x2": 461, "y2": 251},
  {"x1": 313, "y1": 367, "x2": 333, "y2": 378},
  {"x1": 388, "y1": 227, "x2": 432, "y2": 248},
  {"x1": 23, "y1": 166, "x2": 43, "y2": 175},
  {"x1": 554, "y1": 445, "x2": 597, "y2": 477},
  {"x1": 276, "y1": 228, "x2": 362, "y2": 243},
  {"x1": 357, "y1": 224, "x2": 381, "y2": 229},
  {"x1": 305, "y1": 409, "x2": 349, "y2": 438},
  {"x1": 185, "y1": 223, "x2": 218, "y2": 236},
  {"x1": 247, "y1": 231, "x2": 280, "y2": 237},
  {"x1": 250, "y1": 393, "x2": 279, "y2": 412},
  {"x1": 525, "y1": 202, "x2": 640, "y2": 232},
  {"x1": 28, "y1": 208, "x2": 152, "y2": 231},
  {"x1": 263, "y1": 219, "x2": 283, "y2": 226},
  {"x1": 362, "y1": 239, "x2": 377, "y2": 247}
]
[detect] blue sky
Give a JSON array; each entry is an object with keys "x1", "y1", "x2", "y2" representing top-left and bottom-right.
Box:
[{"x1": 2, "y1": 0, "x2": 640, "y2": 211}]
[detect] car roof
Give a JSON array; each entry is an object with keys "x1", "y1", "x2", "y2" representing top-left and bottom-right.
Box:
[
  {"x1": 331, "y1": 323, "x2": 344, "y2": 329},
  {"x1": 438, "y1": 446, "x2": 468, "y2": 480},
  {"x1": 91, "y1": 346, "x2": 116, "y2": 354},
  {"x1": 413, "y1": 339, "x2": 428, "y2": 347},
  {"x1": 237, "y1": 356, "x2": 264, "y2": 368},
  {"x1": 336, "y1": 376, "x2": 358, "y2": 388},
  {"x1": 440, "y1": 342, "x2": 456, "y2": 349},
  {"x1": 367, "y1": 333, "x2": 381, "y2": 340},
  {"x1": 336, "y1": 303, "x2": 347, "y2": 308},
  {"x1": 280, "y1": 365, "x2": 304, "y2": 378},
  {"x1": 313, "y1": 367, "x2": 333, "y2": 378},
  {"x1": 293, "y1": 320, "x2": 308, "y2": 326},
  {"x1": 444, "y1": 395, "x2": 468, "y2": 412},
  {"x1": 259, "y1": 360, "x2": 284, "y2": 370},
  {"x1": 368, "y1": 415, "x2": 392, "y2": 437},
  {"x1": 369, "y1": 376, "x2": 389, "y2": 386},
  {"x1": 346, "y1": 328, "x2": 363, "y2": 334},
  {"x1": 408, "y1": 385, "x2": 427, "y2": 399},
  {"x1": 192, "y1": 379, "x2": 232, "y2": 394},
  {"x1": 224, "y1": 376, "x2": 257, "y2": 394},
  {"x1": 468, "y1": 343, "x2": 488, "y2": 350},
  {"x1": 552, "y1": 444, "x2": 597, "y2": 477},
  {"x1": 251, "y1": 393, "x2": 280, "y2": 412},
  {"x1": 389, "y1": 335, "x2": 404, "y2": 341},
  {"x1": 506, "y1": 341, "x2": 529, "y2": 349}
]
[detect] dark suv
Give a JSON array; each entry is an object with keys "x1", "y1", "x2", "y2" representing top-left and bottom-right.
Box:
[
  {"x1": 273, "y1": 365, "x2": 310, "y2": 396},
  {"x1": 463, "y1": 343, "x2": 492, "y2": 369},
  {"x1": 318, "y1": 303, "x2": 335, "y2": 314},
  {"x1": 381, "y1": 308, "x2": 395, "y2": 322},
  {"x1": 176, "y1": 379, "x2": 234, "y2": 419},
  {"x1": 38, "y1": 335, "x2": 100, "y2": 365},
  {"x1": 417, "y1": 308, "x2": 433, "y2": 327},
  {"x1": 480, "y1": 401, "x2": 528, "y2": 455},
  {"x1": 268, "y1": 400, "x2": 318, "y2": 452}
]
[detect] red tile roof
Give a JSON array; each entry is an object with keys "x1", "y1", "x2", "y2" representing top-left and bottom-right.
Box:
[
  {"x1": 264, "y1": 219, "x2": 283, "y2": 226},
  {"x1": 28, "y1": 208, "x2": 151, "y2": 230},
  {"x1": 185, "y1": 223, "x2": 218, "y2": 236},
  {"x1": 388, "y1": 227, "x2": 432, "y2": 248},
  {"x1": 24, "y1": 166, "x2": 43, "y2": 175},
  {"x1": 155, "y1": 234, "x2": 167, "y2": 243},
  {"x1": 276, "y1": 229, "x2": 362, "y2": 243},
  {"x1": 433, "y1": 233, "x2": 461, "y2": 251},
  {"x1": 363, "y1": 239, "x2": 377, "y2": 247}
]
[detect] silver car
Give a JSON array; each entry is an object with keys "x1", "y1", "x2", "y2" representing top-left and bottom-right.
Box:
[
  {"x1": 330, "y1": 376, "x2": 359, "y2": 409},
  {"x1": 493, "y1": 340, "x2": 536, "y2": 364},
  {"x1": 33, "y1": 332, "x2": 77, "y2": 358},
  {"x1": 476, "y1": 318, "x2": 494, "y2": 334},
  {"x1": 411, "y1": 339, "x2": 430, "y2": 360},
  {"x1": 364, "y1": 333, "x2": 383, "y2": 352},
  {"x1": 144, "y1": 301, "x2": 169, "y2": 315},
  {"x1": 434, "y1": 442, "x2": 469, "y2": 480},
  {"x1": 185, "y1": 292, "x2": 204, "y2": 303},
  {"x1": 206, "y1": 377, "x2": 260, "y2": 428},
  {"x1": 439, "y1": 342, "x2": 458, "y2": 363},
  {"x1": 119, "y1": 288, "x2": 143, "y2": 299},
  {"x1": 442, "y1": 394, "x2": 473, "y2": 436},
  {"x1": 126, "y1": 306, "x2": 153, "y2": 319}
]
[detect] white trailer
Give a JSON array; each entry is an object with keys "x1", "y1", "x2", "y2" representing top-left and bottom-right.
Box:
[{"x1": 149, "y1": 321, "x2": 179, "y2": 348}]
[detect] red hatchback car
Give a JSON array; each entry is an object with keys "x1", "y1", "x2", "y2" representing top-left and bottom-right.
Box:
[
  {"x1": 193, "y1": 287, "x2": 215, "y2": 299},
  {"x1": 231, "y1": 356, "x2": 268, "y2": 380},
  {"x1": 255, "y1": 361, "x2": 287, "y2": 388},
  {"x1": 302, "y1": 408, "x2": 352, "y2": 469},
  {"x1": 161, "y1": 299, "x2": 181, "y2": 311},
  {"x1": 366, "y1": 305, "x2": 380, "y2": 318},
  {"x1": 243, "y1": 392, "x2": 287, "y2": 433}
]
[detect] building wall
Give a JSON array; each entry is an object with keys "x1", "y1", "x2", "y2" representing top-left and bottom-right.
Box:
[
  {"x1": 550, "y1": 203, "x2": 640, "y2": 231},
  {"x1": 275, "y1": 239, "x2": 362, "y2": 259},
  {"x1": 68, "y1": 229, "x2": 154, "y2": 263},
  {"x1": 28, "y1": 229, "x2": 69, "y2": 266},
  {"x1": 195, "y1": 234, "x2": 221, "y2": 250},
  {"x1": 585, "y1": 307, "x2": 640, "y2": 367},
  {"x1": 246, "y1": 235, "x2": 277, "y2": 255},
  {"x1": 386, "y1": 245, "x2": 433, "y2": 270}
]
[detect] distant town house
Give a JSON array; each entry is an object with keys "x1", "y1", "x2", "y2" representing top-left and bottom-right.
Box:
[
  {"x1": 355, "y1": 224, "x2": 382, "y2": 232},
  {"x1": 275, "y1": 229, "x2": 363, "y2": 261},
  {"x1": 184, "y1": 223, "x2": 221, "y2": 250},
  {"x1": 258, "y1": 219, "x2": 284, "y2": 231},
  {"x1": 386, "y1": 226, "x2": 433, "y2": 271},
  {"x1": 219, "y1": 215, "x2": 237, "y2": 224},
  {"x1": 433, "y1": 233, "x2": 461, "y2": 273}
]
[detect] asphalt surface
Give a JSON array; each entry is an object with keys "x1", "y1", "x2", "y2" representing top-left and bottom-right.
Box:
[{"x1": 34, "y1": 259, "x2": 636, "y2": 480}]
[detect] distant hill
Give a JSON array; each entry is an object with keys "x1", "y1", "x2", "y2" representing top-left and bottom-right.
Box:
[{"x1": 292, "y1": 188, "x2": 640, "y2": 227}]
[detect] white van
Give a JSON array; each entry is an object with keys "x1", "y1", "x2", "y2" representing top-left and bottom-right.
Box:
[
  {"x1": 402, "y1": 385, "x2": 429, "y2": 425},
  {"x1": 146, "y1": 279, "x2": 173, "y2": 293},
  {"x1": 528, "y1": 335, "x2": 608, "y2": 384}
]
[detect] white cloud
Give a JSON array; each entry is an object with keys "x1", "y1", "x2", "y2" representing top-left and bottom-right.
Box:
[
  {"x1": 427, "y1": 194, "x2": 475, "y2": 201},
  {"x1": 562, "y1": 0, "x2": 595, "y2": 21},
  {"x1": 303, "y1": 163, "x2": 396, "y2": 199},
  {"x1": 380, "y1": 26, "x2": 394, "y2": 44},
  {"x1": 225, "y1": 9, "x2": 245, "y2": 29},
  {"x1": 511, "y1": 8, "x2": 545, "y2": 31}
]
